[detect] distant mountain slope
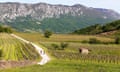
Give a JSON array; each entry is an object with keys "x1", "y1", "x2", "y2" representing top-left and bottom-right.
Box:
[
  {"x1": 73, "y1": 20, "x2": 120, "y2": 34},
  {"x1": 0, "y1": 2, "x2": 120, "y2": 33}
]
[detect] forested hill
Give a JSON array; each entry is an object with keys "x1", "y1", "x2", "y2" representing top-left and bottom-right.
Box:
[{"x1": 73, "y1": 20, "x2": 120, "y2": 35}]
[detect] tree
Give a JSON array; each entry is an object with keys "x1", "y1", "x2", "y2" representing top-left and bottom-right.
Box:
[{"x1": 44, "y1": 30, "x2": 52, "y2": 38}]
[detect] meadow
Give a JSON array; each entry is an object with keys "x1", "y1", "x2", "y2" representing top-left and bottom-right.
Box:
[
  {"x1": 15, "y1": 32, "x2": 114, "y2": 42},
  {"x1": 1, "y1": 60, "x2": 120, "y2": 72},
  {"x1": 0, "y1": 33, "x2": 120, "y2": 72}
]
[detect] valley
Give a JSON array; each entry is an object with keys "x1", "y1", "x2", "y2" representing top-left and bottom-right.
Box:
[
  {"x1": 0, "y1": 1, "x2": 120, "y2": 72},
  {"x1": 0, "y1": 33, "x2": 119, "y2": 72}
]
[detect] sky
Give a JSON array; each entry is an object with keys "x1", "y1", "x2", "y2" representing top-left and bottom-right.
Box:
[{"x1": 0, "y1": 0, "x2": 120, "y2": 13}]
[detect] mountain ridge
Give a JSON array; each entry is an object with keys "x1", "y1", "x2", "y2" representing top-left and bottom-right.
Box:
[
  {"x1": 0, "y1": 2, "x2": 119, "y2": 21},
  {"x1": 0, "y1": 2, "x2": 120, "y2": 33}
]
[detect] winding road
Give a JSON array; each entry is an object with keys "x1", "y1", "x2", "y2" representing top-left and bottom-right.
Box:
[{"x1": 11, "y1": 34, "x2": 50, "y2": 65}]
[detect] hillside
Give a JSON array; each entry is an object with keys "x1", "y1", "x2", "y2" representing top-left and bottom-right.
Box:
[
  {"x1": 0, "y1": 2, "x2": 119, "y2": 33},
  {"x1": 73, "y1": 20, "x2": 120, "y2": 35}
]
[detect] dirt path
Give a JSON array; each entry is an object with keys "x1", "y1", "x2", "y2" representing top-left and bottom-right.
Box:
[{"x1": 11, "y1": 34, "x2": 50, "y2": 65}]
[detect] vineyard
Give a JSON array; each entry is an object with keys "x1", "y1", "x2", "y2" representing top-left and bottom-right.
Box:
[
  {"x1": 39, "y1": 42, "x2": 120, "y2": 64},
  {"x1": 42, "y1": 43, "x2": 120, "y2": 64},
  {"x1": 1, "y1": 33, "x2": 119, "y2": 72},
  {"x1": 50, "y1": 51, "x2": 120, "y2": 64},
  {"x1": 0, "y1": 33, "x2": 40, "y2": 61},
  {"x1": 15, "y1": 33, "x2": 120, "y2": 64}
]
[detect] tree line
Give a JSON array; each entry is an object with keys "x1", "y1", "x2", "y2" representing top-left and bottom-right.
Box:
[{"x1": 73, "y1": 20, "x2": 120, "y2": 35}]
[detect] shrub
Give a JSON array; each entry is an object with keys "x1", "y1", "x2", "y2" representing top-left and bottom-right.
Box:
[
  {"x1": 89, "y1": 38, "x2": 101, "y2": 44},
  {"x1": 60, "y1": 42, "x2": 69, "y2": 50},
  {"x1": 0, "y1": 49, "x2": 2, "y2": 58},
  {"x1": 51, "y1": 44, "x2": 59, "y2": 50},
  {"x1": 115, "y1": 37, "x2": 120, "y2": 44},
  {"x1": 81, "y1": 40, "x2": 89, "y2": 43}
]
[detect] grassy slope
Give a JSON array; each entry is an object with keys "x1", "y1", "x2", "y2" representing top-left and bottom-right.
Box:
[{"x1": 73, "y1": 20, "x2": 120, "y2": 35}]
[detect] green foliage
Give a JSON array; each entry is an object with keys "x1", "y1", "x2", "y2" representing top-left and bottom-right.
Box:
[
  {"x1": 115, "y1": 37, "x2": 120, "y2": 44},
  {"x1": 89, "y1": 38, "x2": 100, "y2": 44},
  {"x1": 82, "y1": 40, "x2": 114, "y2": 44},
  {"x1": 73, "y1": 20, "x2": 120, "y2": 35},
  {"x1": 60, "y1": 42, "x2": 69, "y2": 50},
  {"x1": 102, "y1": 20, "x2": 120, "y2": 32},
  {"x1": 0, "y1": 25, "x2": 13, "y2": 33},
  {"x1": 40, "y1": 14, "x2": 113, "y2": 33},
  {"x1": 44, "y1": 30, "x2": 52, "y2": 38},
  {"x1": 51, "y1": 43, "x2": 69, "y2": 50},
  {"x1": 5, "y1": 16, "x2": 42, "y2": 32},
  {"x1": 0, "y1": 49, "x2": 2, "y2": 58},
  {"x1": 51, "y1": 44, "x2": 59, "y2": 50},
  {"x1": 73, "y1": 24, "x2": 103, "y2": 34},
  {"x1": 89, "y1": 38, "x2": 101, "y2": 44}
]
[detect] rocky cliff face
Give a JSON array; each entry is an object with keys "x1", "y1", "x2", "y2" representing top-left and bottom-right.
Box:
[{"x1": 0, "y1": 2, "x2": 119, "y2": 22}]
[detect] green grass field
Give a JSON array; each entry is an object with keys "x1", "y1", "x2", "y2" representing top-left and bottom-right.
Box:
[
  {"x1": 1, "y1": 33, "x2": 120, "y2": 72},
  {"x1": 15, "y1": 32, "x2": 114, "y2": 42},
  {"x1": 1, "y1": 60, "x2": 120, "y2": 72}
]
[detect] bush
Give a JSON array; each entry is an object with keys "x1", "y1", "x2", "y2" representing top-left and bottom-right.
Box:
[
  {"x1": 89, "y1": 38, "x2": 101, "y2": 44},
  {"x1": 115, "y1": 37, "x2": 120, "y2": 44},
  {"x1": 60, "y1": 42, "x2": 69, "y2": 50},
  {"x1": 81, "y1": 40, "x2": 89, "y2": 43},
  {"x1": 0, "y1": 49, "x2": 2, "y2": 58},
  {"x1": 51, "y1": 44, "x2": 59, "y2": 50}
]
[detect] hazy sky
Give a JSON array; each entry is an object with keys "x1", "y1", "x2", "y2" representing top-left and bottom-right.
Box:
[{"x1": 0, "y1": 0, "x2": 120, "y2": 13}]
